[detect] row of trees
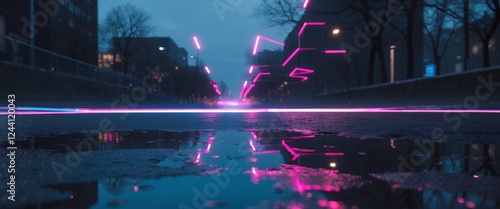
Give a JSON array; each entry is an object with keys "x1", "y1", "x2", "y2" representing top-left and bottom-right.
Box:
[
  {"x1": 253, "y1": 0, "x2": 500, "y2": 84},
  {"x1": 99, "y1": 4, "x2": 222, "y2": 104}
]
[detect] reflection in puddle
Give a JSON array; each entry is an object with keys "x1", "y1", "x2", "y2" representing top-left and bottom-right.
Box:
[{"x1": 1, "y1": 130, "x2": 499, "y2": 209}]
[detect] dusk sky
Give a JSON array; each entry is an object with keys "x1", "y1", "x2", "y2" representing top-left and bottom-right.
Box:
[{"x1": 98, "y1": 0, "x2": 293, "y2": 96}]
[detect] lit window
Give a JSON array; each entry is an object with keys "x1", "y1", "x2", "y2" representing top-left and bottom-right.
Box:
[{"x1": 0, "y1": 14, "x2": 5, "y2": 52}]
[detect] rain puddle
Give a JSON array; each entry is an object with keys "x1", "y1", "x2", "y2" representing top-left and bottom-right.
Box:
[{"x1": 1, "y1": 130, "x2": 499, "y2": 209}]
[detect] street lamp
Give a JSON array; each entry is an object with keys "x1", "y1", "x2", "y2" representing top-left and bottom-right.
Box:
[
  {"x1": 390, "y1": 45, "x2": 396, "y2": 83},
  {"x1": 332, "y1": 28, "x2": 340, "y2": 35}
]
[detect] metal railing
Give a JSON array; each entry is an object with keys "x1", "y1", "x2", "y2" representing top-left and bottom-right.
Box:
[{"x1": 0, "y1": 34, "x2": 142, "y2": 88}]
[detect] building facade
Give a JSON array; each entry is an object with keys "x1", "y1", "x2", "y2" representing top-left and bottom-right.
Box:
[
  {"x1": 0, "y1": 0, "x2": 98, "y2": 65},
  {"x1": 109, "y1": 37, "x2": 188, "y2": 79},
  {"x1": 283, "y1": 0, "x2": 424, "y2": 97}
]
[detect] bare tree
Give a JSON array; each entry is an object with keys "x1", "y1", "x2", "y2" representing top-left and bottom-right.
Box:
[
  {"x1": 252, "y1": 0, "x2": 303, "y2": 28},
  {"x1": 100, "y1": 4, "x2": 154, "y2": 74},
  {"x1": 332, "y1": 0, "x2": 392, "y2": 85},
  {"x1": 386, "y1": 0, "x2": 425, "y2": 79},
  {"x1": 469, "y1": 0, "x2": 500, "y2": 67},
  {"x1": 431, "y1": 0, "x2": 500, "y2": 68},
  {"x1": 423, "y1": 0, "x2": 459, "y2": 75}
]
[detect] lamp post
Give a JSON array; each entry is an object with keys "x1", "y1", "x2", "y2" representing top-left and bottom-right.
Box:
[
  {"x1": 323, "y1": 27, "x2": 341, "y2": 93},
  {"x1": 390, "y1": 45, "x2": 396, "y2": 83}
]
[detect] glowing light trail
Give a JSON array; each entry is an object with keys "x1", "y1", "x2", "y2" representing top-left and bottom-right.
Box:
[
  {"x1": 325, "y1": 50, "x2": 347, "y2": 54},
  {"x1": 193, "y1": 36, "x2": 201, "y2": 50},
  {"x1": 204, "y1": 66, "x2": 211, "y2": 74},
  {"x1": 252, "y1": 35, "x2": 285, "y2": 56},
  {"x1": 302, "y1": 0, "x2": 310, "y2": 8},
  {"x1": 4, "y1": 108, "x2": 500, "y2": 115}
]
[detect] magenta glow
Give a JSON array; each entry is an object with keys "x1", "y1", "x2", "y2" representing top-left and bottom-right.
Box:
[
  {"x1": 252, "y1": 35, "x2": 284, "y2": 56},
  {"x1": 248, "y1": 66, "x2": 254, "y2": 74},
  {"x1": 289, "y1": 67, "x2": 315, "y2": 82},
  {"x1": 252, "y1": 36, "x2": 261, "y2": 55},
  {"x1": 6, "y1": 108, "x2": 500, "y2": 115},
  {"x1": 302, "y1": 0, "x2": 310, "y2": 8},
  {"x1": 204, "y1": 66, "x2": 211, "y2": 74},
  {"x1": 325, "y1": 49, "x2": 347, "y2": 54},
  {"x1": 193, "y1": 36, "x2": 201, "y2": 50}
]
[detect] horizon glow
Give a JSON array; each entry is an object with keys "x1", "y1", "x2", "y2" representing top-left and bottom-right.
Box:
[
  {"x1": 289, "y1": 67, "x2": 315, "y2": 82},
  {"x1": 4, "y1": 107, "x2": 500, "y2": 115},
  {"x1": 193, "y1": 36, "x2": 201, "y2": 50},
  {"x1": 298, "y1": 22, "x2": 326, "y2": 36}
]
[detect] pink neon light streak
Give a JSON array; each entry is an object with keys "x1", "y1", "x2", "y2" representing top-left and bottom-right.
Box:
[
  {"x1": 252, "y1": 35, "x2": 285, "y2": 56},
  {"x1": 6, "y1": 108, "x2": 500, "y2": 115},
  {"x1": 252, "y1": 72, "x2": 271, "y2": 83},
  {"x1": 325, "y1": 50, "x2": 347, "y2": 54},
  {"x1": 195, "y1": 151, "x2": 201, "y2": 163},
  {"x1": 282, "y1": 140, "x2": 300, "y2": 161},
  {"x1": 249, "y1": 140, "x2": 256, "y2": 151},
  {"x1": 248, "y1": 66, "x2": 254, "y2": 74},
  {"x1": 204, "y1": 66, "x2": 211, "y2": 74},
  {"x1": 292, "y1": 148, "x2": 315, "y2": 152},
  {"x1": 260, "y1": 36, "x2": 285, "y2": 46},
  {"x1": 252, "y1": 36, "x2": 261, "y2": 55},
  {"x1": 282, "y1": 48, "x2": 314, "y2": 67},
  {"x1": 302, "y1": 0, "x2": 310, "y2": 8},
  {"x1": 298, "y1": 22, "x2": 326, "y2": 36},
  {"x1": 243, "y1": 84, "x2": 255, "y2": 98},
  {"x1": 289, "y1": 67, "x2": 315, "y2": 82},
  {"x1": 193, "y1": 36, "x2": 201, "y2": 50},
  {"x1": 252, "y1": 150, "x2": 280, "y2": 155},
  {"x1": 251, "y1": 167, "x2": 258, "y2": 175},
  {"x1": 325, "y1": 152, "x2": 345, "y2": 156},
  {"x1": 206, "y1": 137, "x2": 214, "y2": 153},
  {"x1": 212, "y1": 83, "x2": 222, "y2": 95},
  {"x1": 243, "y1": 80, "x2": 248, "y2": 88}
]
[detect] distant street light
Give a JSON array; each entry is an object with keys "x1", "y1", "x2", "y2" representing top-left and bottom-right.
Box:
[
  {"x1": 332, "y1": 28, "x2": 340, "y2": 35},
  {"x1": 159, "y1": 47, "x2": 165, "y2": 51}
]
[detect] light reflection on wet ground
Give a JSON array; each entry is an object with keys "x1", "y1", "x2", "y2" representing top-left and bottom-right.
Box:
[{"x1": 1, "y1": 130, "x2": 499, "y2": 209}]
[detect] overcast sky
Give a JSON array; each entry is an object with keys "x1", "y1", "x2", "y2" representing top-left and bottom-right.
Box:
[{"x1": 98, "y1": 0, "x2": 293, "y2": 96}]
